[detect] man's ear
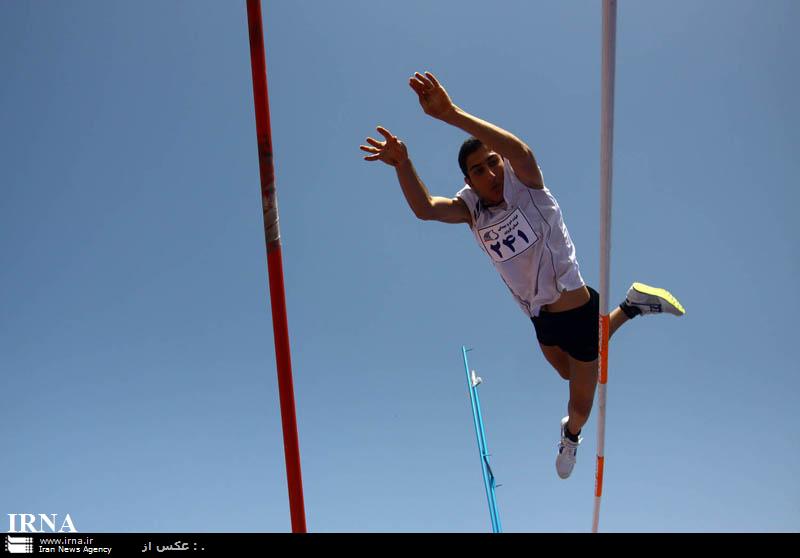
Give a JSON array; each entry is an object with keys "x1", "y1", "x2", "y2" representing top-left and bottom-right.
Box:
[{"x1": 465, "y1": 176, "x2": 472, "y2": 187}]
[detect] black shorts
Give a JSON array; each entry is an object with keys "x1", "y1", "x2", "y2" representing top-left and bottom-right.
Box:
[{"x1": 531, "y1": 286, "x2": 599, "y2": 362}]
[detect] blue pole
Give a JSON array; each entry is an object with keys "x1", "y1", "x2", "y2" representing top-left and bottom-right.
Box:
[
  {"x1": 473, "y1": 385, "x2": 502, "y2": 531},
  {"x1": 462, "y1": 346, "x2": 502, "y2": 533}
]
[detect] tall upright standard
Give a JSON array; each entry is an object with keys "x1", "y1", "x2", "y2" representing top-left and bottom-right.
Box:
[
  {"x1": 245, "y1": 0, "x2": 307, "y2": 533},
  {"x1": 593, "y1": 0, "x2": 617, "y2": 534}
]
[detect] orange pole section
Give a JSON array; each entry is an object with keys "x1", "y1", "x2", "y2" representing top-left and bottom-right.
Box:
[{"x1": 599, "y1": 314, "x2": 610, "y2": 386}]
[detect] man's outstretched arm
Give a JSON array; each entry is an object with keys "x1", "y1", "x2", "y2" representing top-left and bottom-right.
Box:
[
  {"x1": 409, "y1": 71, "x2": 544, "y2": 189},
  {"x1": 360, "y1": 126, "x2": 470, "y2": 225}
]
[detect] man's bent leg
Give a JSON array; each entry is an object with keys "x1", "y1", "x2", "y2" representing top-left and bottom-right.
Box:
[
  {"x1": 609, "y1": 307, "x2": 629, "y2": 339},
  {"x1": 566, "y1": 356, "x2": 599, "y2": 435},
  {"x1": 555, "y1": 355, "x2": 597, "y2": 479}
]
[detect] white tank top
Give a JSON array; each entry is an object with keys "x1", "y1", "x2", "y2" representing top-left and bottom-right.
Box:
[{"x1": 456, "y1": 159, "x2": 585, "y2": 317}]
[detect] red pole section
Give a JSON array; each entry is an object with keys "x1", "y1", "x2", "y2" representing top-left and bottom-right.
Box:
[{"x1": 245, "y1": 0, "x2": 307, "y2": 533}]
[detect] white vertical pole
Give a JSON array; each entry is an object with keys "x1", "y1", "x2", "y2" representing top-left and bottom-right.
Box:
[{"x1": 593, "y1": 0, "x2": 617, "y2": 534}]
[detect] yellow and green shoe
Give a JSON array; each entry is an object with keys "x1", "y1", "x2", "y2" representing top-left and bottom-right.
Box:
[{"x1": 626, "y1": 282, "x2": 686, "y2": 316}]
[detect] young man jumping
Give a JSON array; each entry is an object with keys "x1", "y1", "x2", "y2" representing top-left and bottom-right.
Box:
[{"x1": 360, "y1": 71, "x2": 685, "y2": 479}]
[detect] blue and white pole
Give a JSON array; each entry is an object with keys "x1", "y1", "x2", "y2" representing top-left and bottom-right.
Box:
[{"x1": 461, "y1": 346, "x2": 502, "y2": 533}]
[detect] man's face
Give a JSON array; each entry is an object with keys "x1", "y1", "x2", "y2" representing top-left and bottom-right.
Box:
[{"x1": 465, "y1": 145, "x2": 505, "y2": 206}]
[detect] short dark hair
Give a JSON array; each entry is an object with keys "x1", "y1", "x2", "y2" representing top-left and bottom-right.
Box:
[{"x1": 458, "y1": 137, "x2": 484, "y2": 178}]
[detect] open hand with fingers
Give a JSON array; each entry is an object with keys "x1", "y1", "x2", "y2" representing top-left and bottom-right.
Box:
[
  {"x1": 360, "y1": 126, "x2": 409, "y2": 167},
  {"x1": 409, "y1": 71, "x2": 456, "y2": 121}
]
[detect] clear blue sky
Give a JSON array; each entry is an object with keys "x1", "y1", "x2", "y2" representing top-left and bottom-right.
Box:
[{"x1": 2, "y1": 0, "x2": 798, "y2": 533}]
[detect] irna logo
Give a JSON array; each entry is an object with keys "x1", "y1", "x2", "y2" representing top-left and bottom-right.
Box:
[{"x1": 7, "y1": 514, "x2": 77, "y2": 533}]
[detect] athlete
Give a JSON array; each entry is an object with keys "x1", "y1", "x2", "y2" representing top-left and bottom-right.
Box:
[{"x1": 360, "y1": 71, "x2": 685, "y2": 479}]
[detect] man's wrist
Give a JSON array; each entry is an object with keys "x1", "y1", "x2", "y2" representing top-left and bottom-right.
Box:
[
  {"x1": 438, "y1": 105, "x2": 464, "y2": 126},
  {"x1": 395, "y1": 156, "x2": 412, "y2": 170}
]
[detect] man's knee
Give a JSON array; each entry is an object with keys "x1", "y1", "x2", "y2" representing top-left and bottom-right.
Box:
[
  {"x1": 540, "y1": 344, "x2": 571, "y2": 381},
  {"x1": 554, "y1": 366, "x2": 570, "y2": 381},
  {"x1": 569, "y1": 358, "x2": 599, "y2": 387}
]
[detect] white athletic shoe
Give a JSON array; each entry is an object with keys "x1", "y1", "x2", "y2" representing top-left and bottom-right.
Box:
[
  {"x1": 625, "y1": 282, "x2": 686, "y2": 316},
  {"x1": 556, "y1": 416, "x2": 582, "y2": 480}
]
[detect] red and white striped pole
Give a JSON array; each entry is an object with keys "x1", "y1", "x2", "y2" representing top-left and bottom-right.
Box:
[
  {"x1": 593, "y1": 0, "x2": 617, "y2": 534},
  {"x1": 245, "y1": 0, "x2": 307, "y2": 533}
]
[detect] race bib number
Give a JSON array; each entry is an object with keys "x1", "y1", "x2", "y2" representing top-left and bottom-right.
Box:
[{"x1": 478, "y1": 208, "x2": 538, "y2": 263}]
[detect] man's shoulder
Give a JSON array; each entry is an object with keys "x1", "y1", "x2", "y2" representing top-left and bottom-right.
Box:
[
  {"x1": 504, "y1": 156, "x2": 546, "y2": 191},
  {"x1": 455, "y1": 183, "x2": 478, "y2": 206},
  {"x1": 454, "y1": 185, "x2": 481, "y2": 227}
]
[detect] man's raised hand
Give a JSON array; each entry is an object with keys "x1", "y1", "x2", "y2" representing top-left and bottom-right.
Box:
[
  {"x1": 409, "y1": 71, "x2": 456, "y2": 121},
  {"x1": 360, "y1": 126, "x2": 409, "y2": 167}
]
